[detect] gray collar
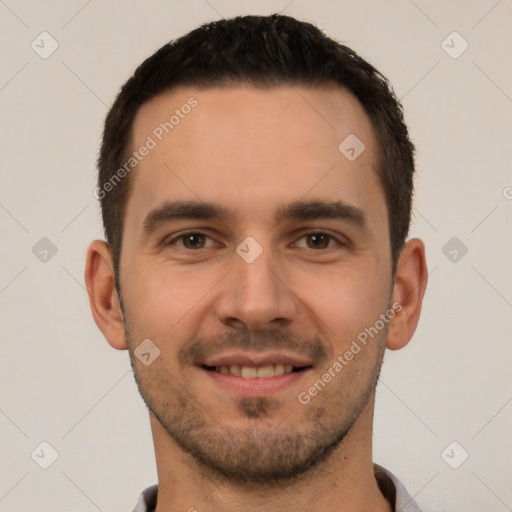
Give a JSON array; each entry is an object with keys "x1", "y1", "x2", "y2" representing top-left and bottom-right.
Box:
[{"x1": 132, "y1": 464, "x2": 422, "y2": 512}]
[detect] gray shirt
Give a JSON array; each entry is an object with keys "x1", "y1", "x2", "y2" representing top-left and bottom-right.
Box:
[{"x1": 132, "y1": 464, "x2": 422, "y2": 511}]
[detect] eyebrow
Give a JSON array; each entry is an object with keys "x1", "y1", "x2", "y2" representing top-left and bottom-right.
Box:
[
  {"x1": 275, "y1": 199, "x2": 367, "y2": 227},
  {"x1": 142, "y1": 200, "x2": 230, "y2": 235},
  {"x1": 142, "y1": 198, "x2": 367, "y2": 236}
]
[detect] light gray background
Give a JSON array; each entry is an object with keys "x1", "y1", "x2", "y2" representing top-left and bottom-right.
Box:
[{"x1": 1, "y1": 1, "x2": 511, "y2": 510}]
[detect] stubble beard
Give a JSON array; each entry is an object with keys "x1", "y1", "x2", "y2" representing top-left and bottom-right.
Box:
[{"x1": 127, "y1": 325, "x2": 386, "y2": 487}]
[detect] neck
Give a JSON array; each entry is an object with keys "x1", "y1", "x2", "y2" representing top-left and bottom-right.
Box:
[{"x1": 150, "y1": 393, "x2": 391, "y2": 512}]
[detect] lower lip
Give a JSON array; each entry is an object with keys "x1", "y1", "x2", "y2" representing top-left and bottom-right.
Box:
[{"x1": 202, "y1": 367, "x2": 311, "y2": 397}]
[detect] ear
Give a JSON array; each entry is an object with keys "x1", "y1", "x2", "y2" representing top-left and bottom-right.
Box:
[
  {"x1": 386, "y1": 238, "x2": 428, "y2": 350},
  {"x1": 84, "y1": 240, "x2": 127, "y2": 350}
]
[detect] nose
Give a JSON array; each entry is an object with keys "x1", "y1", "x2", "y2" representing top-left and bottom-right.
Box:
[{"x1": 214, "y1": 243, "x2": 299, "y2": 330}]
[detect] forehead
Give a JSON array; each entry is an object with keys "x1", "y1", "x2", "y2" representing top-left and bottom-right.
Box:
[{"x1": 126, "y1": 84, "x2": 384, "y2": 230}]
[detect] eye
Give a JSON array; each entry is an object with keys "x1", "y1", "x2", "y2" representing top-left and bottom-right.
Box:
[
  {"x1": 168, "y1": 232, "x2": 218, "y2": 249},
  {"x1": 294, "y1": 232, "x2": 339, "y2": 249}
]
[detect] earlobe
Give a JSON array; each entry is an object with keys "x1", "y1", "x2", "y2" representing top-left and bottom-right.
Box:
[
  {"x1": 84, "y1": 240, "x2": 127, "y2": 350},
  {"x1": 386, "y1": 238, "x2": 428, "y2": 351}
]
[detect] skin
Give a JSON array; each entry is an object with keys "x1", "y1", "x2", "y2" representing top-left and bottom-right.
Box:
[{"x1": 85, "y1": 85, "x2": 427, "y2": 512}]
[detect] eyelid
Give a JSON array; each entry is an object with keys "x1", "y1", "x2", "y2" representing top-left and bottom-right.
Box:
[
  {"x1": 165, "y1": 230, "x2": 220, "y2": 248},
  {"x1": 292, "y1": 230, "x2": 349, "y2": 249},
  {"x1": 163, "y1": 229, "x2": 349, "y2": 250}
]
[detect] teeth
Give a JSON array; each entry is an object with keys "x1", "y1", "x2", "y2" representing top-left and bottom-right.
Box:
[
  {"x1": 257, "y1": 365, "x2": 274, "y2": 378},
  {"x1": 214, "y1": 363, "x2": 297, "y2": 378},
  {"x1": 241, "y1": 366, "x2": 257, "y2": 378},
  {"x1": 230, "y1": 364, "x2": 241, "y2": 376}
]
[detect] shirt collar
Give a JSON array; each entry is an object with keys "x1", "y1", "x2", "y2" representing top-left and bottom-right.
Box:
[{"x1": 132, "y1": 465, "x2": 422, "y2": 512}]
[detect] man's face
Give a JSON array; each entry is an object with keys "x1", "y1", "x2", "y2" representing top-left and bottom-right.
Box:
[{"x1": 120, "y1": 85, "x2": 393, "y2": 482}]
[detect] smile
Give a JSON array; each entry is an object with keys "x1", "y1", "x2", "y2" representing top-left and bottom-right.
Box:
[{"x1": 204, "y1": 363, "x2": 305, "y2": 378}]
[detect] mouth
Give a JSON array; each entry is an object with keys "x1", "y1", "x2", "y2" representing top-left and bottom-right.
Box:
[
  {"x1": 198, "y1": 352, "x2": 313, "y2": 396},
  {"x1": 202, "y1": 363, "x2": 309, "y2": 378}
]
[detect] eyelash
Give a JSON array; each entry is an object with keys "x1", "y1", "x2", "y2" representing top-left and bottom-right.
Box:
[
  {"x1": 167, "y1": 232, "x2": 220, "y2": 249},
  {"x1": 166, "y1": 231, "x2": 346, "y2": 250}
]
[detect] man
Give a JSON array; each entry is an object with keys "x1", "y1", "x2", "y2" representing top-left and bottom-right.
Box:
[{"x1": 85, "y1": 14, "x2": 428, "y2": 512}]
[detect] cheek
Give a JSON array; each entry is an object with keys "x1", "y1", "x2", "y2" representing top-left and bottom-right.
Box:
[
  {"x1": 121, "y1": 258, "x2": 224, "y2": 341},
  {"x1": 293, "y1": 262, "x2": 391, "y2": 347}
]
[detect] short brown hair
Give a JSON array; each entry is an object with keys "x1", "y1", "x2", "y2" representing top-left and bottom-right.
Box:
[{"x1": 97, "y1": 14, "x2": 415, "y2": 280}]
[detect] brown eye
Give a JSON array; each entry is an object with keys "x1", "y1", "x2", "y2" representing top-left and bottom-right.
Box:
[
  {"x1": 182, "y1": 233, "x2": 207, "y2": 249},
  {"x1": 294, "y1": 232, "x2": 340, "y2": 250},
  {"x1": 305, "y1": 233, "x2": 331, "y2": 249},
  {"x1": 166, "y1": 231, "x2": 221, "y2": 251}
]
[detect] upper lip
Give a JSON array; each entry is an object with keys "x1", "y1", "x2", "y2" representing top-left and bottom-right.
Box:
[{"x1": 201, "y1": 351, "x2": 314, "y2": 368}]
